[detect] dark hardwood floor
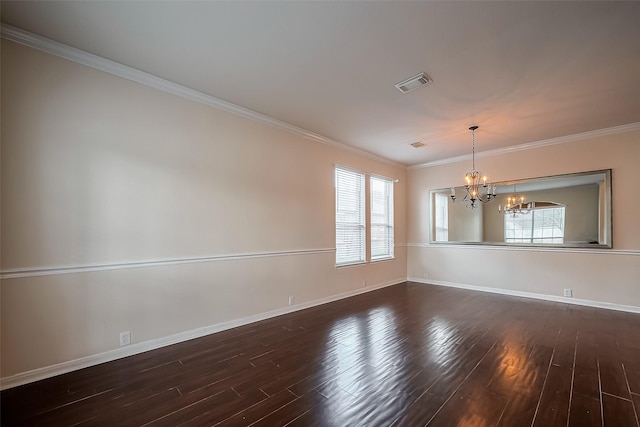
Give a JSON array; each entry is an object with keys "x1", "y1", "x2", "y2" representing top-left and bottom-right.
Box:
[{"x1": 3, "y1": 282, "x2": 640, "y2": 426}]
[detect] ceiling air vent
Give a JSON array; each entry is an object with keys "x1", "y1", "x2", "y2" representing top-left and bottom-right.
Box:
[
  {"x1": 410, "y1": 141, "x2": 426, "y2": 148},
  {"x1": 395, "y1": 72, "x2": 432, "y2": 93}
]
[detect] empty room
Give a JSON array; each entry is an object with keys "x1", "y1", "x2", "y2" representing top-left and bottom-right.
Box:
[{"x1": 1, "y1": 1, "x2": 640, "y2": 426}]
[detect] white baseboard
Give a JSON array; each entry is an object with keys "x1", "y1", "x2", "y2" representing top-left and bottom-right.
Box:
[
  {"x1": 407, "y1": 277, "x2": 640, "y2": 314},
  {"x1": 8, "y1": 276, "x2": 636, "y2": 390},
  {"x1": 0, "y1": 278, "x2": 405, "y2": 390}
]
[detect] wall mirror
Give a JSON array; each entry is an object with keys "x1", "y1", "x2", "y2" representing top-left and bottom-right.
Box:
[{"x1": 430, "y1": 169, "x2": 612, "y2": 248}]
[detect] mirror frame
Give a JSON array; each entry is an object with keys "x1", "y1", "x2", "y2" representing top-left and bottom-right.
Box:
[{"x1": 429, "y1": 169, "x2": 612, "y2": 249}]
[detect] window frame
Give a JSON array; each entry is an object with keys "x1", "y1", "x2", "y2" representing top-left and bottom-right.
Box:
[{"x1": 370, "y1": 174, "x2": 395, "y2": 261}]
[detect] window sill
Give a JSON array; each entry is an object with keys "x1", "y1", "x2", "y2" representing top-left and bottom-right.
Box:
[
  {"x1": 335, "y1": 257, "x2": 395, "y2": 268},
  {"x1": 335, "y1": 261, "x2": 367, "y2": 268},
  {"x1": 370, "y1": 256, "x2": 395, "y2": 263}
]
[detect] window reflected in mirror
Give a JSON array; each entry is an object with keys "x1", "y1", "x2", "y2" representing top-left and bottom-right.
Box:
[
  {"x1": 434, "y1": 193, "x2": 449, "y2": 242},
  {"x1": 504, "y1": 205, "x2": 565, "y2": 244}
]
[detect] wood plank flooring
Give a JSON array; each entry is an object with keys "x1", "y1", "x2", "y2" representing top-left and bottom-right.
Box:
[{"x1": 3, "y1": 282, "x2": 640, "y2": 426}]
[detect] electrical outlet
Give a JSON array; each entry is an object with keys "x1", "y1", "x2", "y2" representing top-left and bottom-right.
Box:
[
  {"x1": 424, "y1": 272, "x2": 429, "y2": 279},
  {"x1": 119, "y1": 331, "x2": 131, "y2": 347},
  {"x1": 288, "y1": 296, "x2": 295, "y2": 306},
  {"x1": 563, "y1": 289, "x2": 573, "y2": 298},
  {"x1": 362, "y1": 280, "x2": 367, "y2": 288}
]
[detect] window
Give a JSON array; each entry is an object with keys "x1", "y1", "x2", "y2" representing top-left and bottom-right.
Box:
[
  {"x1": 370, "y1": 176, "x2": 394, "y2": 260},
  {"x1": 505, "y1": 206, "x2": 565, "y2": 244},
  {"x1": 434, "y1": 193, "x2": 449, "y2": 242},
  {"x1": 335, "y1": 167, "x2": 366, "y2": 265},
  {"x1": 335, "y1": 167, "x2": 395, "y2": 265}
]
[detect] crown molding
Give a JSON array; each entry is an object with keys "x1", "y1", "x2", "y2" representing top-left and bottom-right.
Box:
[
  {"x1": 0, "y1": 24, "x2": 403, "y2": 168},
  {"x1": 409, "y1": 122, "x2": 640, "y2": 170}
]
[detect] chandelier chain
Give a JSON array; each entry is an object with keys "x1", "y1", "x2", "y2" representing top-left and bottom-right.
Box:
[{"x1": 472, "y1": 127, "x2": 476, "y2": 171}]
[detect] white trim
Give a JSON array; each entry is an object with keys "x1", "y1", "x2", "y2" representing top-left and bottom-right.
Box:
[
  {"x1": 406, "y1": 242, "x2": 640, "y2": 256},
  {"x1": 0, "y1": 278, "x2": 406, "y2": 390},
  {"x1": 408, "y1": 278, "x2": 640, "y2": 314},
  {"x1": 335, "y1": 261, "x2": 368, "y2": 269},
  {"x1": 334, "y1": 163, "x2": 366, "y2": 176},
  {"x1": 0, "y1": 248, "x2": 336, "y2": 280},
  {"x1": 0, "y1": 24, "x2": 402, "y2": 168},
  {"x1": 409, "y1": 122, "x2": 640, "y2": 169},
  {"x1": 370, "y1": 256, "x2": 396, "y2": 264}
]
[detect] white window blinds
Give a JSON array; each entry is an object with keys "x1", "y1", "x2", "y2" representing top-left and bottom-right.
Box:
[
  {"x1": 335, "y1": 167, "x2": 366, "y2": 265},
  {"x1": 370, "y1": 175, "x2": 394, "y2": 260}
]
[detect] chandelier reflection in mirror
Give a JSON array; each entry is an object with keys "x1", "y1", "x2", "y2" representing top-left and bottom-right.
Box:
[
  {"x1": 499, "y1": 184, "x2": 532, "y2": 217},
  {"x1": 450, "y1": 126, "x2": 496, "y2": 209}
]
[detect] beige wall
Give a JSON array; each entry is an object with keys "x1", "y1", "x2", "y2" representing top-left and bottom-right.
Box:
[
  {"x1": 0, "y1": 40, "x2": 407, "y2": 380},
  {"x1": 449, "y1": 199, "x2": 483, "y2": 242},
  {"x1": 408, "y1": 128, "x2": 640, "y2": 307}
]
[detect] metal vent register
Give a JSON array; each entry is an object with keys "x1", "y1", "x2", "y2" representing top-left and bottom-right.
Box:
[{"x1": 395, "y1": 72, "x2": 432, "y2": 93}]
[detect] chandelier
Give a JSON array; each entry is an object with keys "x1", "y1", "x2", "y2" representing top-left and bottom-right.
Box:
[
  {"x1": 499, "y1": 184, "x2": 533, "y2": 217},
  {"x1": 450, "y1": 126, "x2": 496, "y2": 208}
]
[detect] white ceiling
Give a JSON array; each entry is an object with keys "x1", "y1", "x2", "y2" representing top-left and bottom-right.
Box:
[{"x1": 2, "y1": 1, "x2": 639, "y2": 166}]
